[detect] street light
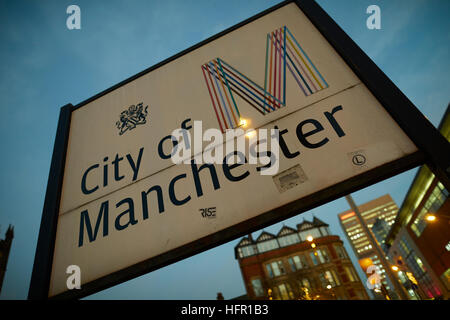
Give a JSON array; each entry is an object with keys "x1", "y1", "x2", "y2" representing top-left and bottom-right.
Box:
[
  {"x1": 391, "y1": 263, "x2": 421, "y2": 300},
  {"x1": 267, "y1": 288, "x2": 273, "y2": 300},
  {"x1": 239, "y1": 118, "x2": 248, "y2": 128},
  {"x1": 306, "y1": 235, "x2": 317, "y2": 249},
  {"x1": 425, "y1": 212, "x2": 450, "y2": 222}
]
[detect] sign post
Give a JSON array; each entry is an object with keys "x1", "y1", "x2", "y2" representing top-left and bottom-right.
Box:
[{"x1": 29, "y1": 0, "x2": 450, "y2": 300}]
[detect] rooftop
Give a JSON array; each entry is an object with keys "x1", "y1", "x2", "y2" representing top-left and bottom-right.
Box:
[{"x1": 235, "y1": 217, "x2": 332, "y2": 259}]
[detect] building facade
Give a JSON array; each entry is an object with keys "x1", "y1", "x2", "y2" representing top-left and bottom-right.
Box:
[
  {"x1": 338, "y1": 194, "x2": 400, "y2": 298},
  {"x1": 371, "y1": 218, "x2": 391, "y2": 253},
  {"x1": 385, "y1": 104, "x2": 450, "y2": 300},
  {"x1": 235, "y1": 217, "x2": 369, "y2": 300}
]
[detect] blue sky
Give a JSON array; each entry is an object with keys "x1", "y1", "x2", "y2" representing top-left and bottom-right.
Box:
[{"x1": 0, "y1": 0, "x2": 448, "y2": 300}]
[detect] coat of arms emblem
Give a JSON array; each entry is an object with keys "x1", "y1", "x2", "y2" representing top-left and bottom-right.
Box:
[{"x1": 116, "y1": 102, "x2": 149, "y2": 135}]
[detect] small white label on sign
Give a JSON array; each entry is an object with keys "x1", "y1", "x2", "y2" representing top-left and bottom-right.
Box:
[{"x1": 273, "y1": 164, "x2": 308, "y2": 193}]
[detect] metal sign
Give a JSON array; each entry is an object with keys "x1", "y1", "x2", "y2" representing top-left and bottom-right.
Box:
[{"x1": 29, "y1": 0, "x2": 450, "y2": 299}]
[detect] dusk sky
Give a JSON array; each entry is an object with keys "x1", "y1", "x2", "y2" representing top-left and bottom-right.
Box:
[{"x1": 0, "y1": 0, "x2": 449, "y2": 300}]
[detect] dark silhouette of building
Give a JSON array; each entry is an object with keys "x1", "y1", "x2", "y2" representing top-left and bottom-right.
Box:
[
  {"x1": 0, "y1": 225, "x2": 14, "y2": 293},
  {"x1": 216, "y1": 292, "x2": 224, "y2": 300},
  {"x1": 235, "y1": 217, "x2": 369, "y2": 300}
]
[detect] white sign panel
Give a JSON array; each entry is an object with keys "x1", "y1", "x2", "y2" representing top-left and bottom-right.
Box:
[{"x1": 49, "y1": 3, "x2": 417, "y2": 296}]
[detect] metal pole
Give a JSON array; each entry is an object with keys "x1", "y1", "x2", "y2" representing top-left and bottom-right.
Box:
[
  {"x1": 28, "y1": 104, "x2": 72, "y2": 300},
  {"x1": 345, "y1": 194, "x2": 409, "y2": 300}
]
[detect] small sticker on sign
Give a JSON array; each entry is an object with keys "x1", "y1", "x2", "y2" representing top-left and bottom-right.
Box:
[
  {"x1": 273, "y1": 164, "x2": 308, "y2": 193},
  {"x1": 348, "y1": 149, "x2": 368, "y2": 170}
]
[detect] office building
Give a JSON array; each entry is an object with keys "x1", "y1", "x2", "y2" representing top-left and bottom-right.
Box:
[
  {"x1": 338, "y1": 194, "x2": 399, "y2": 298},
  {"x1": 385, "y1": 104, "x2": 450, "y2": 299},
  {"x1": 371, "y1": 218, "x2": 391, "y2": 253}
]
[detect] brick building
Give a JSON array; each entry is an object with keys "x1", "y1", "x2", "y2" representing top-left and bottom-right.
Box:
[{"x1": 235, "y1": 217, "x2": 369, "y2": 300}]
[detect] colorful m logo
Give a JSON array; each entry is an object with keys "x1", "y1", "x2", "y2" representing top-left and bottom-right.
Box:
[{"x1": 201, "y1": 26, "x2": 328, "y2": 132}]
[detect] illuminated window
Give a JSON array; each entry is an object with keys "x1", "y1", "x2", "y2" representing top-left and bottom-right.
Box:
[
  {"x1": 397, "y1": 271, "x2": 407, "y2": 283},
  {"x1": 265, "y1": 264, "x2": 274, "y2": 278},
  {"x1": 310, "y1": 252, "x2": 319, "y2": 265},
  {"x1": 399, "y1": 237, "x2": 412, "y2": 256},
  {"x1": 288, "y1": 257, "x2": 296, "y2": 272},
  {"x1": 266, "y1": 261, "x2": 286, "y2": 278},
  {"x1": 415, "y1": 257, "x2": 426, "y2": 273},
  {"x1": 257, "y1": 239, "x2": 279, "y2": 253},
  {"x1": 317, "y1": 249, "x2": 330, "y2": 263},
  {"x1": 397, "y1": 236, "x2": 442, "y2": 297},
  {"x1": 344, "y1": 266, "x2": 357, "y2": 282},
  {"x1": 299, "y1": 228, "x2": 321, "y2": 241},
  {"x1": 251, "y1": 279, "x2": 264, "y2": 297},
  {"x1": 287, "y1": 283, "x2": 295, "y2": 299},
  {"x1": 288, "y1": 255, "x2": 307, "y2": 271},
  {"x1": 407, "y1": 289, "x2": 416, "y2": 299},
  {"x1": 278, "y1": 234, "x2": 300, "y2": 247},
  {"x1": 332, "y1": 270, "x2": 341, "y2": 286},
  {"x1": 411, "y1": 182, "x2": 448, "y2": 237},
  {"x1": 277, "y1": 283, "x2": 293, "y2": 300},
  {"x1": 238, "y1": 245, "x2": 256, "y2": 258},
  {"x1": 299, "y1": 278, "x2": 311, "y2": 290},
  {"x1": 440, "y1": 268, "x2": 450, "y2": 291},
  {"x1": 319, "y1": 270, "x2": 339, "y2": 288}
]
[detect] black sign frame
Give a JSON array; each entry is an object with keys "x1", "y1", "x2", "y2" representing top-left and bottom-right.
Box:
[{"x1": 28, "y1": 0, "x2": 450, "y2": 300}]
